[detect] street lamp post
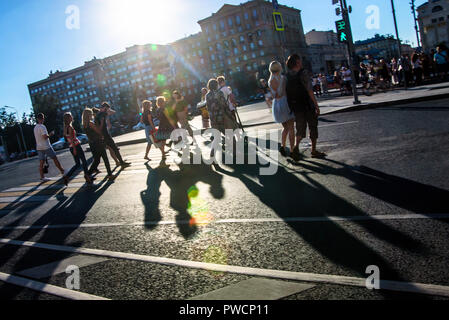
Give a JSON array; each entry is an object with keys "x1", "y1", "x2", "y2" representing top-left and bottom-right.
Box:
[
  {"x1": 391, "y1": 0, "x2": 407, "y2": 90},
  {"x1": 338, "y1": 0, "x2": 361, "y2": 105},
  {"x1": 4, "y1": 105, "x2": 28, "y2": 157}
]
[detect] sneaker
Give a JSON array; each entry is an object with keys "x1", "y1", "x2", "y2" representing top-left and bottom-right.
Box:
[
  {"x1": 279, "y1": 146, "x2": 287, "y2": 157},
  {"x1": 40, "y1": 177, "x2": 52, "y2": 183},
  {"x1": 290, "y1": 147, "x2": 301, "y2": 162}
]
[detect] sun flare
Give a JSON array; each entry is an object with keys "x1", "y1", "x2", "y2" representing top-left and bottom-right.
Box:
[{"x1": 101, "y1": 0, "x2": 185, "y2": 45}]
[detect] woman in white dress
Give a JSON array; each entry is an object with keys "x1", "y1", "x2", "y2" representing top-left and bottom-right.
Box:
[{"x1": 268, "y1": 61, "x2": 295, "y2": 157}]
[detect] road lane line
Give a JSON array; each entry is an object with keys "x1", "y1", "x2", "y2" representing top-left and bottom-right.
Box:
[
  {"x1": 0, "y1": 271, "x2": 109, "y2": 300},
  {"x1": 318, "y1": 121, "x2": 359, "y2": 128},
  {"x1": 1, "y1": 213, "x2": 448, "y2": 230},
  {"x1": 1, "y1": 238, "x2": 448, "y2": 298}
]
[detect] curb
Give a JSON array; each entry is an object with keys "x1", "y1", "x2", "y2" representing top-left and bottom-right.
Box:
[{"x1": 323, "y1": 92, "x2": 449, "y2": 116}]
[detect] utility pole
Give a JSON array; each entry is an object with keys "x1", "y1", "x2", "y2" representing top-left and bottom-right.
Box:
[
  {"x1": 338, "y1": 0, "x2": 361, "y2": 104},
  {"x1": 391, "y1": 0, "x2": 407, "y2": 90},
  {"x1": 410, "y1": 0, "x2": 421, "y2": 48}
]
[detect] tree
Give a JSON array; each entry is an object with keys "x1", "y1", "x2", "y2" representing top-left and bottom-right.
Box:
[{"x1": 32, "y1": 94, "x2": 62, "y2": 141}]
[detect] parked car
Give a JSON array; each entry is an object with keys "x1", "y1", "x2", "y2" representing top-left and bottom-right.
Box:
[
  {"x1": 77, "y1": 134, "x2": 88, "y2": 144},
  {"x1": 26, "y1": 150, "x2": 37, "y2": 157},
  {"x1": 133, "y1": 122, "x2": 145, "y2": 131},
  {"x1": 52, "y1": 138, "x2": 68, "y2": 151}
]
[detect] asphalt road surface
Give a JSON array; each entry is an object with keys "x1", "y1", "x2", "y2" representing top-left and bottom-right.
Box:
[{"x1": 0, "y1": 98, "x2": 448, "y2": 300}]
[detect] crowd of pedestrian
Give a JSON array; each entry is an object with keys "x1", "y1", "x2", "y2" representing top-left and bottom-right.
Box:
[{"x1": 34, "y1": 43, "x2": 449, "y2": 184}]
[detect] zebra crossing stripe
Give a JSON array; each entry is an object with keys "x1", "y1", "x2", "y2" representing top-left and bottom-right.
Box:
[
  {"x1": 1, "y1": 238, "x2": 449, "y2": 298},
  {"x1": 0, "y1": 271, "x2": 109, "y2": 300}
]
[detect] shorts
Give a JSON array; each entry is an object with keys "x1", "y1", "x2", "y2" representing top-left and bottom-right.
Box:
[
  {"x1": 294, "y1": 108, "x2": 318, "y2": 140},
  {"x1": 38, "y1": 148, "x2": 57, "y2": 161}
]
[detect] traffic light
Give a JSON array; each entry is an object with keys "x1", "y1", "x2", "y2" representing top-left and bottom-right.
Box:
[{"x1": 335, "y1": 19, "x2": 348, "y2": 43}]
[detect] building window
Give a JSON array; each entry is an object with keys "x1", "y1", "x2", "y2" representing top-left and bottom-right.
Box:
[
  {"x1": 228, "y1": 17, "x2": 233, "y2": 27},
  {"x1": 236, "y1": 15, "x2": 241, "y2": 25},
  {"x1": 244, "y1": 12, "x2": 249, "y2": 20},
  {"x1": 432, "y1": 5, "x2": 443, "y2": 13}
]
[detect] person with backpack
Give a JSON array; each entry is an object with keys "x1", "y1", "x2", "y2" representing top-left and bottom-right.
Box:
[
  {"x1": 285, "y1": 54, "x2": 326, "y2": 161},
  {"x1": 82, "y1": 108, "x2": 115, "y2": 181}
]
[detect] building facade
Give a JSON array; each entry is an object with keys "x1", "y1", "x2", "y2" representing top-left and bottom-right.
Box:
[
  {"x1": 28, "y1": 0, "x2": 310, "y2": 118},
  {"x1": 354, "y1": 34, "x2": 401, "y2": 60},
  {"x1": 305, "y1": 30, "x2": 347, "y2": 75},
  {"x1": 417, "y1": 0, "x2": 449, "y2": 52}
]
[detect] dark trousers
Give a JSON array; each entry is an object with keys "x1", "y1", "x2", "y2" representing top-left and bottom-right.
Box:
[
  {"x1": 89, "y1": 141, "x2": 112, "y2": 176},
  {"x1": 67, "y1": 144, "x2": 89, "y2": 178},
  {"x1": 104, "y1": 135, "x2": 124, "y2": 164}
]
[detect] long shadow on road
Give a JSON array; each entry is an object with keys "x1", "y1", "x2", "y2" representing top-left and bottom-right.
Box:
[
  {"x1": 0, "y1": 170, "x2": 119, "y2": 299},
  {"x1": 212, "y1": 149, "x2": 449, "y2": 298},
  {"x1": 141, "y1": 159, "x2": 225, "y2": 239}
]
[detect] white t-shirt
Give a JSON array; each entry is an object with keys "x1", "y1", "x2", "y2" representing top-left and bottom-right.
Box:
[
  {"x1": 34, "y1": 124, "x2": 52, "y2": 151},
  {"x1": 220, "y1": 86, "x2": 236, "y2": 112}
]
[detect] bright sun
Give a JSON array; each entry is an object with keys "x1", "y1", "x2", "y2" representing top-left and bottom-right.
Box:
[{"x1": 101, "y1": 0, "x2": 185, "y2": 45}]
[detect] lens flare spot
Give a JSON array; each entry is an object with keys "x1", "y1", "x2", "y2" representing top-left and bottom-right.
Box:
[
  {"x1": 151, "y1": 44, "x2": 158, "y2": 51},
  {"x1": 187, "y1": 185, "x2": 213, "y2": 227},
  {"x1": 157, "y1": 74, "x2": 167, "y2": 87}
]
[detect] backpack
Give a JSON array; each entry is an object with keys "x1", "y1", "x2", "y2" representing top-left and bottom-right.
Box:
[{"x1": 286, "y1": 70, "x2": 312, "y2": 112}]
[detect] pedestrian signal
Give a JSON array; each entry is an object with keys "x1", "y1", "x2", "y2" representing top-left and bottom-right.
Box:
[{"x1": 335, "y1": 19, "x2": 348, "y2": 43}]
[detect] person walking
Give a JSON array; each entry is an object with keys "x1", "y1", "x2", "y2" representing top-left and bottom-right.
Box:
[
  {"x1": 173, "y1": 91, "x2": 195, "y2": 144},
  {"x1": 33, "y1": 113, "x2": 68, "y2": 184},
  {"x1": 63, "y1": 112, "x2": 93, "y2": 185},
  {"x1": 95, "y1": 102, "x2": 130, "y2": 168},
  {"x1": 217, "y1": 76, "x2": 236, "y2": 119},
  {"x1": 92, "y1": 107, "x2": 120, "y2": 166},
  {"x1": 268, "y1": 61, "x2": 295, "y2": 157},
  {"x1": 285, "y1": 54, "x2": 326, "y2": 161},
  {"x1": 154, "y1": 96, "x2": 177, "y2": 160},
  {"x1": 197, "y1": 87, "x2": 210, "y2": 129},
  {"x1": 82, "y1": 108, "x2": 115, "y2": 180},
  {"x1": 434, "y1": 46, "x2": 448, "y2": 81},
  {"x1": 260, "y1": 79, "x2": 273, "y2": 109},
  {"x1": 141, "y1": 100, "x2": 161, "y2": 160},
  {"x1": 412, "y1": 52, "x2": 423, "y2": 86},
  {"x1": 206, "y1": 78, "x2": 237, "y2": 157}
]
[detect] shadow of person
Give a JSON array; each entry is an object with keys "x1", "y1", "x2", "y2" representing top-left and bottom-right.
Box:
[
  {"x1": 213, "y1": 157, "x2": 425, "y2": 298},
  {"x1": 302, "y1": 158, "x2": 449, "y2": 217},
  {"x1": 0, "y1": 176, "x2": 116, "y2": 299},
  {"x1": 141, "y1": 157, "x2": 224, "y2": 239}
]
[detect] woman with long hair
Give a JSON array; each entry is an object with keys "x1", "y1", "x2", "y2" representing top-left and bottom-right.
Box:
[
  {"x1": 268, "y1": 61, "x2": 295, "y2": 157},
  {"x1": 63, "y1": 112, "x2": 93, "y2": 185},
  {"x1": 197, "y1": 87, "x2": 210, "y2": 129},
  {"x1": 412, "y1": 52, "x2": 423, "y2": 86},
  {"x1": 82, "y1": 108, "x2": 115, "y2": 180},
  {"x1": 142, "y1": 100, "x2": 160, "y2": 160},
  {"x1": 154, "y1": 96, "x2": 177, "y2": 159}
]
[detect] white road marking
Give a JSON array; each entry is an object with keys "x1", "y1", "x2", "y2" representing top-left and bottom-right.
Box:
[
  {"x1": 1, "y1": 238, "x2": 449, "y2": 298},
  {"x1": 16, "y1": 255, "x2": 108, "y2": 279},
  {"x1": 1, "y1": 213, "x2": 448, "y2": 231},
  {"x1": 318, "y1": 121, "x2": 359, "y2": 128},
  {"x1": 189, "y1": 278, "x2": 315, "y2": 300},
  {"x1": 0, "y1": 271, "x2": 109, "y2": 300}
]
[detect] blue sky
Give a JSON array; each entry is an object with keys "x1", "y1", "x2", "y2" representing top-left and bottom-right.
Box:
[{"x1": 0, "y1": 0, "x2": 426, "y2": 116}]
